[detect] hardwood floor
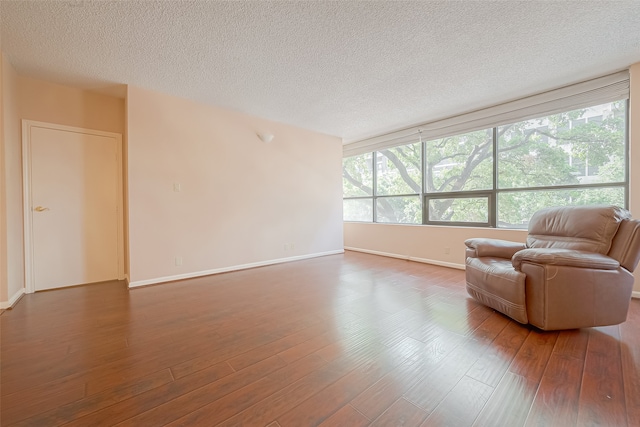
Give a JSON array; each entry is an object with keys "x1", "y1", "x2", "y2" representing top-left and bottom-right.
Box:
[{"x1": 1, "y1": 251, "x2": 638, "y2": 426}]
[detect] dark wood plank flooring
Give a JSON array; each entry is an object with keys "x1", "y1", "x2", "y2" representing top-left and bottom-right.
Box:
[{"x1": 1, "y1": 251, "x2": 639, "y2": 426}]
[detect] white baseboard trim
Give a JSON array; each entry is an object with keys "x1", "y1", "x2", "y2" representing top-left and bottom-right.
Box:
[
  {"x1": 0, "y1": 288, "x2": 26, "y2": 309},
  {"x1": 128, "y1": 249, "x2": 345, "y2": 289},
  {"x1": 344, "y1": 247, "x2": 465, "y2": 270},
  {"x1": 632, "y1": 291, "x2": 640, "y2": 299},
  {"x1": 409, "y1": 256, "x2": 466, "y2": 270},
  {"x1": 344, "y1": 246, "x2": 407, "y2": 261}
]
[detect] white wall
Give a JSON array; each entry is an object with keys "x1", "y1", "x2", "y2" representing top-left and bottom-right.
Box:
[
  {"x1": 126, "y1": 86, "x2": 344, "y2": 286},
  {"x1": 345, "y1": 61, "x2": 640, "y2": 293}
]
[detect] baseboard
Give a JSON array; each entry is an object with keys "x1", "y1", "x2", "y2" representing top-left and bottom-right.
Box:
[
  {"x1": 344, "y1": 247, "x2": 408, "y2": 261},
  {"x1": 0, "y1": 288, "x2": 26, "y2": 309},
  {"x1": 344, "y1": 247, "x2": 465, "y2": 270},
  {"x1": 632, "y1": 291, "x2": 640, "y2": 299},
  {"x1": 408, "y1": 256, "x2": 466, "y2": 270},
  {"x1": 128, "y1": 249, "x2": 345, "y2": 289}
]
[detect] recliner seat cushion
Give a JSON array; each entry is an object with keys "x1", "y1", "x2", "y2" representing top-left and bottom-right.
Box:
[{"x1": 526, "y1": 205, "x2": 629, "y2": 254}]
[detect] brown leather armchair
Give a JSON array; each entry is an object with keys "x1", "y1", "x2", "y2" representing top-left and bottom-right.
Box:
[{"x1": 465, "y1": 205, "x2": 640, "y2": 330}]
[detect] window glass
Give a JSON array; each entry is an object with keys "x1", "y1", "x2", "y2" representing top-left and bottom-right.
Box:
[
  {"x1": 428, "y1": 197, "x2": 488, "y2": 223},
  {"x1": 426, "y1": 129, "x2": 493, "y2": 193},
  {"x1": 376, "y1": 143, "x2": 422, "y2": 195},
  {"x1": 498, "y1": 101, "x2": 626, "y2": 189},
  {"x1": 343, "y1": 199, "x2": 373, "y2": 222},
  {"x1": 497, "y1": 186, "x2": 625, "y2": 228},
  {"x1": 343, "y1": 153, "x2": 373, "y2": 197},
  {"x1": 376, "y1": 196, "x2": 421, "y2": 224}
]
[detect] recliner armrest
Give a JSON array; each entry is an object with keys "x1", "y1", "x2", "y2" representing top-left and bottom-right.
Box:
[
  {"x1": 512, "y1": 248, "x2": 620, "y2": 271},
  {"x1": 465, "y1": 238, "x2": 526, "y2": 259}
]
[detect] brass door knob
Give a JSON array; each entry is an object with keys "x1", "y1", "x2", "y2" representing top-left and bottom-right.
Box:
[{"x1": 34, "y1": 206, "x2": 50, "y2": 212}]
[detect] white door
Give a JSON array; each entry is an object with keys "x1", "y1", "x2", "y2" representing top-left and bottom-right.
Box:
[{"x1": 26, "y1": 123, "x2": 122, "y2": 291}]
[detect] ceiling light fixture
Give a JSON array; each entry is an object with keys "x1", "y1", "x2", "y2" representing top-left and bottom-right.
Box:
[{"x1": 257, "y1": 133, "x2": 274, "y2": 143}]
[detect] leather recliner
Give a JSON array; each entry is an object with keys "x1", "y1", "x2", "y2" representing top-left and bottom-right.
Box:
[{"x1": 465, "y1": 205, "x2": 640, "y2": 330}]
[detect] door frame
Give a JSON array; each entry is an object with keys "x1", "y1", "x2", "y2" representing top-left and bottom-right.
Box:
[{"x1": 22, "y1": 120, "x2": 125, "y2": 293}]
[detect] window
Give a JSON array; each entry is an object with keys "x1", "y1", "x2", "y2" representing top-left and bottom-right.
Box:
[
  {"x1": 342, "y1": 153, "x2": 373, "y2": 222},
  {"x1": 341, "y1": 145, "x2": 422, "y2": 224},
  {"x1": 428, "y1": 196, "x2": 491, "y2": 224},
  {"x1": 343, "y1": 198, "x2": 373, "y2": 222},
  {"x1": 343, "y1": 100, "x2": 628, "y2": 227},
  {"x1": 498, "y1": 103, "x2": 626, "y2": 189},
  {"x1": 342, "y1": 153, "x2": 373, "y2": 197},
  {"x1": 497, "y1": 186, "x2": 625, "y2": 228},
  {"x1": 426, "y1": 129, "x2": 493, "y2": 193}
]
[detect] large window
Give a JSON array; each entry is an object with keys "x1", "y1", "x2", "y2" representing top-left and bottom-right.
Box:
[
  {"x1": 343, "y1": 100, "x2": 628, "y2": 227},
  {"x1": 342, "y1": 153, "x2": 373, "y2": 221},
  {"x1": 376, "y1": 144, "x2": 422, "y2": 224},
  {"x1": 342, "y1": 144, "x2": 422, "y2": 224}
]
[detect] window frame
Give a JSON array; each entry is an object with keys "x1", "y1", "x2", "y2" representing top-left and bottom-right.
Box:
[{"x1": 424, "y1": 191, "x2": 495, "y2": 227}]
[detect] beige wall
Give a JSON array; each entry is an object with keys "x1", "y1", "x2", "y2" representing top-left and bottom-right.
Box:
[
  {"x1": 0, "y1": 61, "x2": 125, "y2": 307},
  {"x1": 18, "y1": 76, "x2": 125, "y2": 292},
  {"x1": 1, "y1": 53, "x2": 23, "y2": 306},
  {"x1": 0, "y1": 53, "x2": 7, "y2": 302},
  {"x1": 630, "y1": 62, "x2": 640, "y2": 292},
  {"x1": 345, "y1": 61, "x2": 640, "y2": 293},
  {"x1": 1, "y1": 68, "x2": 342, "y2": 296},
  {"x1": 345, "y1": 223, "x2": 527, "y2": 268},
  {"x1": 19, "y1": 75, "x2": 124, "y2": 134},
  {"x1": 127, "y1": 86, "x2": 343, "y2": 285},
  {"x1": 630, "y1": 64, "x2": 640, "y2": 222},
  {"x1": 123, "y1": 89, "x2": 130, "y2": 278}
]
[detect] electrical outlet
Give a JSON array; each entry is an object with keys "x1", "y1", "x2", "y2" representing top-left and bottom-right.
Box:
[
  {"x1": 173, "y1": 182, "x2": 181, "y2": 192},
  {"x1": 444, "y1": 247, "x2": 450, "y2": 255},
  {"x1": 175, "y1": 256, "x2": 183, "y2": 266}
]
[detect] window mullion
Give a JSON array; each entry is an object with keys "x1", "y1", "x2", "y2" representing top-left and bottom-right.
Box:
[
  {"x1": 422, "y1": 139, "x2": 427, "y2": 225},
  {"x1": 492, "y1": 127, "x2": 498, "y2": 227},
  {"x1": 625, "y1": 98, "x2": 630, "y2": 209},
  {"x1": 372, "y1": 151, "x2": 377, "y2": 223}
]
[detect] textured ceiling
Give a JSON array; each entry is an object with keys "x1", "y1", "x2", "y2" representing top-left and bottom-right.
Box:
[{"x1": 1, "y1": 1, "x2": 640, "y2": 143}]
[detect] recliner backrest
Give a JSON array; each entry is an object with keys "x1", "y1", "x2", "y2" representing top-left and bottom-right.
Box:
[
  {"x1": 608, "y1": 219, "x2": 640, "y2": 272},
  {"x1": 526, "y1": 205, "x2": 630, "y2": 254}
]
